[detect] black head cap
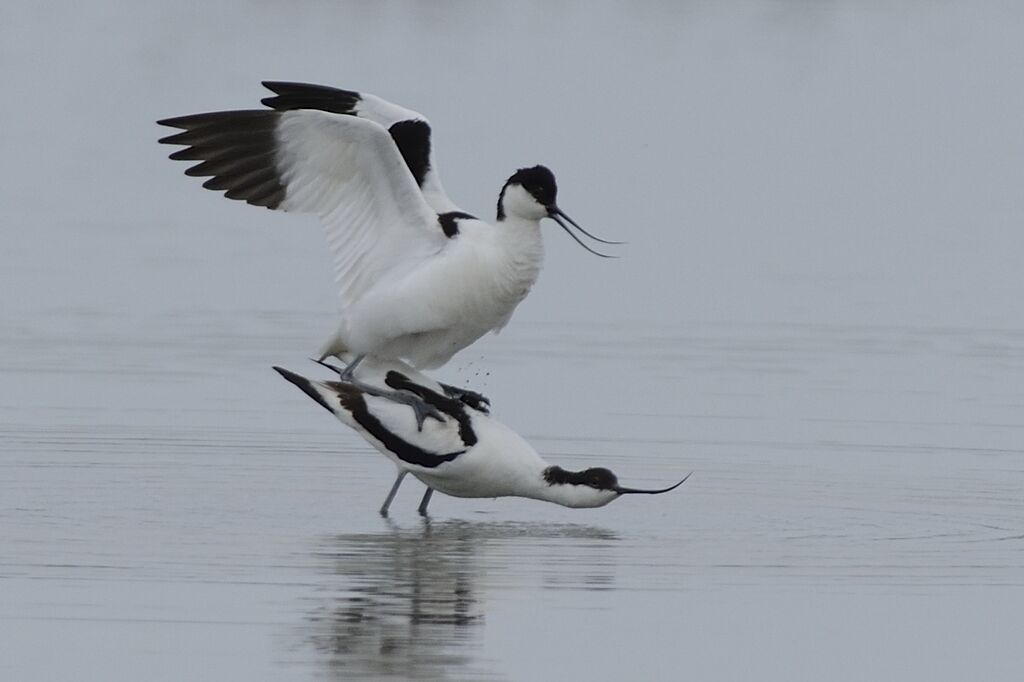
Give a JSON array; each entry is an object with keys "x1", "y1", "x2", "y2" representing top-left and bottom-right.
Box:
[
  {"x1": 509, "y1": 165, "x2": 557, "y2": 206},
  {"x1": 544, "y1": 465, "x2": 620, "y2": 490},
  {"x1": 498, "y1": 165, "x2": 557, "y2": 219}
]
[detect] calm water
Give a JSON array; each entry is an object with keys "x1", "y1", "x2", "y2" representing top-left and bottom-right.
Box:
[{"x1": 4, "y1": 2, "x2": 1024, "y2": 680}]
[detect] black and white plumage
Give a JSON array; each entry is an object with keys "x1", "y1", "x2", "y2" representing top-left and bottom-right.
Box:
[
  {"x1": 273, "y1": 361, "x2": 688, "y2": 515},
  {"x1": 158, "y1": 82, "x2": 621, "y2": 370},
  {"x1": 261, "y1": 81, "x2": 457, "y2": 215}
]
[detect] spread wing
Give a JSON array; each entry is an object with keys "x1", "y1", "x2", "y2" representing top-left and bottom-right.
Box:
[
  {"x1": 158, "y1": 109, "x2": 448, "y2": 314},
  {"x1": 261, "y1": 81, "x2": 462, "y2": 214}
]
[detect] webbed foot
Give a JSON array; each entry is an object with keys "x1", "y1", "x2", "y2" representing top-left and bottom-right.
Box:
[{"x1": 440, "y1": 383, "x2": 491, "y2": 413}]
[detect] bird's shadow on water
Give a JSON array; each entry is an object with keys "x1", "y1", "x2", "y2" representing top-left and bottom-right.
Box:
[{"x1": 300, "y1": 518, "x2": 620, "y2": 681}]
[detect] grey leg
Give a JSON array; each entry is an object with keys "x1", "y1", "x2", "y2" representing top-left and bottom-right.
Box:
[
  {"x1": 384, "y1": 392, "x2": 445, "y2": 430},
  {"x1": 314, "y1": 355, "x2": 442, "y2": 430},
  {"x1": 379, "y1": 471, "x2": 407, "y2": 516},
  {"x1": 337, "y1": 354, "x2": 366, "y2": 381},
  {"x1": 417, "y1": 487, "x2": 435, "y2": 516}
]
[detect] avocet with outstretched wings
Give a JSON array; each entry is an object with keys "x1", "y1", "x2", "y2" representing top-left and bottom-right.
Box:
[{"x1": 158, "y1": 83, "x2": 621, "y2": 379}]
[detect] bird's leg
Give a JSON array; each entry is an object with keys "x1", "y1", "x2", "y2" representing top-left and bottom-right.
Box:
[
  {"x1": 439, "y1": 382, "x2": 491, "y2": 413},
  {"x1": 386, "y1": 371, "x2": 486, "y2": 420},
  {"x1": 377, "y1": 390, "x2": 445, "y2": 430},
  {"x1": 337, "y1": 353, "x2": 366, "y2": 382},
  {"x1": 417, "y1": 487, "x2": 434, "y2": 516},
  {"x1": 313, "y1": 356, "x2": 443, "y2": 430},
  {"x1": 380, "y1": 470, "x2": 407, "y2": 516}
]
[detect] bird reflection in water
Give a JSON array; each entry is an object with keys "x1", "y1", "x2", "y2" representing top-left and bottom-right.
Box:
[{"x1": 304, "y1": 519, "x2": 619, "y2": 680}]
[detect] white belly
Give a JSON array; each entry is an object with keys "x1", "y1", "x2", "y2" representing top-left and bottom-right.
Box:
[{"x1": 335, "y1": 224, "x2": 543, "y2": 368}]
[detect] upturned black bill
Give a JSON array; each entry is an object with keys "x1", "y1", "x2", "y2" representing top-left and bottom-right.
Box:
[
  {"x1": 615, "y1": 471, "x2": 692, "y2": 495},
  {"x1": 548, "y1": 206, "x2": 623, "y2": 258}
]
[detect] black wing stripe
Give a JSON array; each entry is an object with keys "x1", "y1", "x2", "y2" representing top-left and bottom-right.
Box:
[
  {"x1": 384, "y1": 371, "x2": 478, "y2": 447},
  {"x1": 261, "y1": 81, "x2": 433, "y2": 191},
  {"x1": 158, "y1": 110, "x2": 286, "y2": 209},
  {"x1": 337, "y1": 387, "x2": 464, "y2": 468},
  {"x1": 437, "y1": 211, "x2": 476, "y2": 238},
  {"x1": 386, "y1": 120, "x2": 431, "y2": 188},
  {"x1": 274, "y1": 367, "x2": 465, "y2": 469}
]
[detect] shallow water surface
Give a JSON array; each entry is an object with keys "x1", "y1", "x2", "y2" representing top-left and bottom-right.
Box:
[
  {"x1": 4, "y1": 313, "x2": 1023, "y2": 680},
  {"x1": 4, "y1": 1, "x2": 1024, "y2": 680}
]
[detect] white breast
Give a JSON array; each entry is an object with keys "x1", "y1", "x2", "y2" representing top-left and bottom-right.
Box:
[{"x1": 341, "y1": 219, "x2": 544, "y2": 368}]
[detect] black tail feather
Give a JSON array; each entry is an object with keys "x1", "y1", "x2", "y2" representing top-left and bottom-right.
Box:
[{"x1": 273, "y1": 366, "x2": 335, "y2": 414}]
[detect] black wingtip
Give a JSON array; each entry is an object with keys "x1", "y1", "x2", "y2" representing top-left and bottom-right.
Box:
[
  {"x1": 261, "y1": 80, "x2": 304, "y2": 91},
  {"x1": 272, "y1": 365, "x2": 301, "y2": 382},
  {"x1": 259, "y1": 81, "x2": 361, "y2": 115},
  {"x1": 157, "y1": 110, "x2": 285, "y2": 209},
  {"x1": 273, "y1": 366, "x2": 335, "y2": 415}
]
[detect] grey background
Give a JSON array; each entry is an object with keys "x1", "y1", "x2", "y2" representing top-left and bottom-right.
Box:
[{"x1": 3, "y1": 2, "x2": 1023, "y2": 680}]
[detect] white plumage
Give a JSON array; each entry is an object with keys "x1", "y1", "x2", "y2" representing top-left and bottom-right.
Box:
[
  {"x1": 273, "y1": 359, "x2": 688, "y2": 515},
  {"x1": 272, "y1": 110, "x2": 545, "y2": 367},
  {"x1": 332, "y1": 91, "x2": 459, "y2": 214},
  {"x1": 158, "y1": 82, "x2": 620, "y2": 371}
]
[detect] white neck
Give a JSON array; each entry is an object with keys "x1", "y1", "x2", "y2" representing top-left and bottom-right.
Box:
[
  {"x1": 524, "y1": 476, "x2": 618, "y2": 508},
  {"x1": 506, "y1": 463, "x2": 617, "y2": 509},
  {"x1": 499, "y1": 184, "x2": 547, "y2": 222},
  {"x1": 442, "y1": 421, "x2": 617, "y2": 508},
  {"x1": 495, "y1": 213, "x2": 544, "y2": 247},
  {"x1": 488, "y1": 214, "x2": 544, "y2": 299}
]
